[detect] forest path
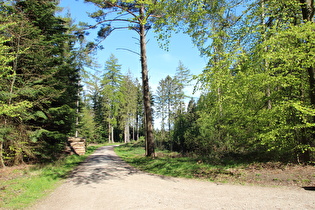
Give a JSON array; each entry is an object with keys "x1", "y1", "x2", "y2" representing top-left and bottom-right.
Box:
[{"x1": 32, "y1": 145, "x2": 314, "y2": 210}]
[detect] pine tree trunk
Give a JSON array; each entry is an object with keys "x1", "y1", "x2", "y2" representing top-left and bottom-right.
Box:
[
  {"x1": 218, "y1": 87, "x2": 223, "y2": 115},
  {"x1": 262, "y1": 0, "x2": 272, "y2": 110},
  {"x1": 308, "y1": 67, "x2": 315, "y2": 108},
  {"x1": 139, "y1": 5, "x2": 155, "y2": 157},
  {"x1": 124, "y1": 125, "x2": 127, "y2": 143},
  {"x1": 168, "y1": 98, "x2": 172, "y2": 151},
  {"x1": 124, "y1": 121, "x2": 130, "y2": 143},
  {"x1": 111, "y1": 126, "x2": 114, "y2": 143},
  {"x1": 304, "y1": 66, "x2": 315, "y2": 162},
  {"x1": 108, "y1": 123, "x2": 111, "y2": 143},
  {"x1": 136, "y1": 117, "x2": 139, "y2": 141},
  {"x1": 75, "y1": 90, "x2": 80, "y2": 137},
  {"x1": 0, "y1": 140, "x2": 5, "y2": 168},
  {"x1": 300, "y1": 0, "x2": 315, "y2": 162},
  {"x1": 1, "y1": 118, "x2": 7, "y2": 168},
  {"x1": 132, "y1": 124, "x2": 135, "y2": 141},
  {"x1": 267, "y1": 87, "x2": 272, "y2": 109},
  {"x1": 135, "y1": 107, "x2": 139, "y2": 141}
]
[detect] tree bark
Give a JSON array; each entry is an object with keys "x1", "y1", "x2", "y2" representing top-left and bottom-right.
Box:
[
  {"x1": 108, "y1": 122, "x2": 111, "y2": 143},
  {"x1": 0, "y1": 140, "x2": 5, "y2": 168},
  {"x1": 308, "y1": 67, "x2": 315, "y2": 108},
  {"x1": 139, "y1": 5, "x2": 155, "y2": 157},
  {"x1": 132, "y1": 122, "x2": 135, "y2": 141},
  {"x1": 304, "y1": 66, "x2": 315, "y2": 162},
  {"x1": 136, "y1": 115, "x2": 139, "y2": 141},
  {"x1": 300, "y1": 0, "x2": 314, "y2": 162},
  {"x1": 124, "y1": 120, "x2": 130, "y2": 143},
  {"x1": 300, "y1": 0, "x2": 315, "y2": 22},
  {"x1": 111, "y1": 126, "x2": 114, "y2": 143}
]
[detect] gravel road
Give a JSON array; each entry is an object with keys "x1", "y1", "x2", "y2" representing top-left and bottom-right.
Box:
[{"x1": 32, "y1": 145, "x2": 314, "y2": 210}]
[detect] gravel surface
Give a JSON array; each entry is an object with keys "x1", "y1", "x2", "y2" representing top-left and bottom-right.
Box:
[{"x1": 32, "y1": 145, "x2": 314, "y2": 210}]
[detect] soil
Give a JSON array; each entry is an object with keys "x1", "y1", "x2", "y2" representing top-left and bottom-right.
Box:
[
  {"x1": 231, "y1": 162, "x2": 315, "y2": 187},
  {"x1": 28, "y1": 145, "x2": 314, "y2": 209},
  {"x1": 194, "y1": 162, "x2": 315, "y2": 188}
]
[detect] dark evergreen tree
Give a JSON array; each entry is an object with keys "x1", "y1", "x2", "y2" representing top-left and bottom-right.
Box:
[
  {"x1": 0, "y1": 0, "x2": 80, "y2": 166},
  {"x1": 100, "y1": 54, "x2": 123, "y2": 143},
  {"x1": 173, "y1": 98, "x2": 199, "y2": 153}
]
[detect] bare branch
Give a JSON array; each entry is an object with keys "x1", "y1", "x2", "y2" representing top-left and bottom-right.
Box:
[
  {"x1": 132, "y1": 37, "x2": 140, "y2": 42},
  {"x1": 83, "y1": 18, "x2": 138, "y2": 31},
  {"x1": 116, "y1": 48, "x2": 140, "y2": 56}
]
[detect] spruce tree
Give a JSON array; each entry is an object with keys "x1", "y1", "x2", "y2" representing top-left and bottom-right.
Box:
[
  {"x1": 101, "y1": 54, "x2": 123, "y2": 143},
  {"x1": 0, "y1": 0, "x2": 80, "y2": 165}
]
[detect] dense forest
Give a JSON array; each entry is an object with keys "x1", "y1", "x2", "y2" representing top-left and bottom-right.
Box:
[
  {"x1": 0, "y1": 0, "x2": 82, "y2": 167},
  {"x1": 0, "y1": 0, "x2": 314, "y2": 168}
]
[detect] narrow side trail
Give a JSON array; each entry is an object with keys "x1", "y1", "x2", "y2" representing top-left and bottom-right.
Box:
[{"x1": 32, "y1": 146, "x2": 314, "y2": 210}]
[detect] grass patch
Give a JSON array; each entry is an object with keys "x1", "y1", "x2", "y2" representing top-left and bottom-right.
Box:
[
  {"x1": 0, "y1": 144, "x2": 107, "y2": 209},
  {"x1": 115, "y1": 142, "x2": 315, "y2": 188},
  {"x1": 114, "y1": 142, "x2": 242, "y2": 181}
]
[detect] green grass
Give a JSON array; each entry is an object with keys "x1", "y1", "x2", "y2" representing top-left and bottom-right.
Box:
[
  {"x1": 114, "y1": 142, "x2": 242, "y2": 181},
  {"x1": 0, "y1": 144, "x2": 107, "y2": 210},
  {"x1": 115, "y1": 143, "x2": 315, "y2": 188}
]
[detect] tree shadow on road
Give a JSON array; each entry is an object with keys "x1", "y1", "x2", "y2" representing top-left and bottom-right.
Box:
[
  {"x1": 67, "y1": 147, "x2": 139, "y2": 185},
  {"x1": 302, "y1": 186, "x2": 315, "y2": 191}
]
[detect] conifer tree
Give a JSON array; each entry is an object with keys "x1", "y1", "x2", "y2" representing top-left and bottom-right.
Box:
[
  {"x1": 101, "y1": 54, "x2": 123, "y2": 143},
  {"x1": 0, "y1": 0, "x2": 80, "y2": 165},
  {"x1": 174, "y1": 61, "x2": 191, "y2": 113},
  {"x1": 120, "y1": 72, "x2": 138, "y2": 143},
  {"x1": 84, "y1": 0, "x2": 156, "y2": 156},
  {"x1": 0, "y1": 18, "x2": 18, "y2": 167}
]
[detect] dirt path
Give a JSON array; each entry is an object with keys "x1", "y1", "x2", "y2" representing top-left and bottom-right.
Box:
[{"x1": 32, "y1": 145, "x2": 314, "y2": 210}]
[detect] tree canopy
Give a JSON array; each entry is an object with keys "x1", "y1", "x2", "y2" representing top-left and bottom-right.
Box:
[{"x1": 1, "y1": 0, "x2": 314, "y2": 166}]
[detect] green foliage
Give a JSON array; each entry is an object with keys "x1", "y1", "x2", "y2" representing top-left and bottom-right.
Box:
[
  {"x1": 264, "y1": 22, "x2": 315, "y2": 72},
  {"x1": 100, "y1": 54, "x2": 123, "y2": 142},
  {"x1": 78, "y1": 106, "x2": 100, "y2": 143},
  {"x1": 83, "y1": 54, "x2": 142, "y2": 144},
  {"x1": 172, "y1": 98, "x2": 200, "y2": 153},
  {"x1": 119, "y1": 72, "x2": 138, "y2": 143},
  {"x1": 0, "y1": 0, "x2": 81, "y2": 166},
  {"x1": 159, "y1": 0, "x2": 315, "y2": 163},
  {"x1": 154, "y1": 62, "x2": 192, "y2": 149}
]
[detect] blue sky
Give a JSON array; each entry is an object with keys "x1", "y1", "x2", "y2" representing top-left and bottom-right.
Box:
[{"x1": 58, "y1": 0, "x2": 207, "y2": 97}]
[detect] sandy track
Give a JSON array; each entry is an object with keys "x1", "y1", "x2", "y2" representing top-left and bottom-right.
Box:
[{"x1": 32, "y1": 145, "x2": 314, "y2": 210}]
